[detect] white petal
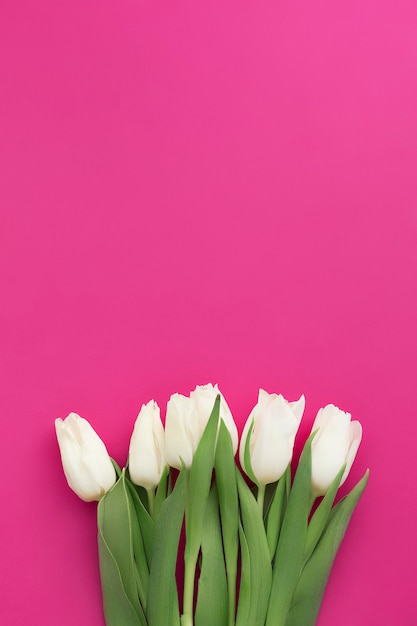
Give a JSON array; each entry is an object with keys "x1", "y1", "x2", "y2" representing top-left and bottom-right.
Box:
[
  {"x1": 129, "y1": 401, "x2": 165, "y2": 489},
  {"x1": 311, "y1": 406, "x2": 355, "y2": 494},
  {"x1": 165, "y1": 394, "x2": 198, "y2": 469},
  {"x1": 55, "y1": 414, "x2": 115, "y2": 501},
  {"x1": 341, "y1": 421, "x2": 363, "y2": 485},
  {"x1": 257, "y1": 389, "x2": 277, "y2": 409},
  {"x1": 191, "y1": 383, "x2": 238, "y2": 454},
  {"x1": 289, "y1": 394, "x2": 305, "y2": 423},
  {"x1": 250, "y1": 411, "x2": 294, "y2": 483},
  {"x1": 239, "y1": 391, "x2": 300, "y2": 484}
]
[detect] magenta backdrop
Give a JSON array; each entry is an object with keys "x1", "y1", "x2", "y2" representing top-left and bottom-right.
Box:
[{"x1": 1, "y1": 1, "x2": 416, "y2": 624}]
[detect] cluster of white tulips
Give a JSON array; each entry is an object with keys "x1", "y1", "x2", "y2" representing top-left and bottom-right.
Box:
[{"x1": 55, "y1": 383, "x2": 368, "y2": 626}]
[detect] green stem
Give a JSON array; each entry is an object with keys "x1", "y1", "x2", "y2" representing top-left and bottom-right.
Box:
[
  {"x1": 309, "y1": 493, "x2": 316, "y2": 515},
  {"x1": 181, "y1": 614, "x2": 193, "y2": 626},
  {"x1": 147, "y1": 487, "x2": 155, "y2": 517},
  {"x1": 257, "y1": 483, "x2": 266, "y2": 517},
  {"x1": 167, "y1": 467, "x2": 173, "y2": 496},
  {"x1": 182, "y1": 466, "x2": 195, "y2": 626},
  {"x1": 182, "y1": 549, "x2": 197, "y2": 626},
  {"x1": 226, "y1": 562, "x2": 237, "y2": 626}
]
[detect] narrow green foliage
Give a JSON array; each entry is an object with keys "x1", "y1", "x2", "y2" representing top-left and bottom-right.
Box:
[
  {"x1": 110, "y1": 457, "x2": 122, "y2": 478},
  {"x1": 242, "y1": 418, "x2": 258, "y2": 485},
  {"x1": 154, "y1": 464, "x2": 169, "y2": 518},
  {"x1": 147, "y1": 469, "x2": 187, "y2": 626},
  {"x1": 195, "y1": 484, "x2": 228, "y2": 626},
  {"x1": 98, "y1": 530, "x2": 146, "y2": 626},
  {"x1": 263, "y1": 481, "x2": 277, "y2": 520},
  {"x1": 236, "y1": 469, "x2": 272, "y2": 626},
  {"x1": 98, "y1": 472, "x2": 146, "y2": 626},
  {"x1": 285, "y1": 465, "x2": 291, "y2": 498},
  {"x1": 186, "y1": 396, "x2": 221, "y2": 558},
  {"x1": 285, "y1": 470, "x2": 369, "y2": 626},
  {"x1": 215, "y1": 420, "x2": 239, "y2": 626},
  {"x1": 266, "y1": 465, "x2": 290, "y2": 560},
  {"x1": 304, "y1": 464, "x2": 346, "y2": 563},
  {"x1": 183, "y1": 396, "x2": 221, "y2": 624},
  {"x1": 236, "y1": 521, "x2": 251, "y2": 626},
  {"x1": 125, "y1": 479, "x2": 154, "y2": 569},
  {"x1": 125, "y1": 483, "x2": 149, "y2": 611},
  {"x1": 266, "y1": 432, "x2": 315, "y2": 626}
]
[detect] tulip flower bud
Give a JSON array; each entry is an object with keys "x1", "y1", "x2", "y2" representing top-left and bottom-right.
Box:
[
  {"x1": 311, "y1": 404, "x2": 362, "y2": 495},
  {"x1": 129, "y1": 400, "x2": 166, "y2": 490},
  {"x1": 239, "y1": 390, "x2": 305, "y2": 485},
  {"x1": 55, "y1": 413, "x2": 116, "y2": 502},
  {"x1": 190, "y1": 383, "x2": 239, "y2": 455},
  {"x1": 165, "y1": 393, "x2": 200, "y2": 469}
]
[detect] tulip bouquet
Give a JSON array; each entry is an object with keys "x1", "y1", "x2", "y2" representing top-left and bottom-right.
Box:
[{"x1": 55, "y1": 384, "x2": 368, "y2": 626}]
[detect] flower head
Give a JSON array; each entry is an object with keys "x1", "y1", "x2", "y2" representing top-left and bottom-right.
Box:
[
  {"x1": 311, "y1": 404, "x2": 362, "y2": 495},
  {"x1": 191, "y1": 383, "x2": 238, "y2": 454},
  {"x1": 239, "y1": 390, "x2": 305, "y2": 484},
  {"x1": 129, "y1": 400, "x2": 166, "y2": 490},
  {"x1": 55, "y1": 412, "x2": 116, "y2": 502},
  {"x1": 165, "y1": 383, "x2": 238, "y2": 469},
  {"x1": 165, "y1": 393, "x2": 200, "y2": 469}
]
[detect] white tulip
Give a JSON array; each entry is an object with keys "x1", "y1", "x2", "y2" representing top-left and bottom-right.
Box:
[
  {"x1": 239, "y1": 390, "x2": 305, "y2": 485},
  {"x1": 190, "y1": 383, "x2": 239, "y2": 455},
  {"x1": 129, "y1": 400, "x2": 165, "y2": 490},
  {"x1": 311, "y1": 404, "x2": 362, "y2": 495},
  {"x1": 55, "y1": 412, "x2": 116, "y2": 502},
  {"x1": 165, "y1": 393, "x2": 200, "y2": 469}
]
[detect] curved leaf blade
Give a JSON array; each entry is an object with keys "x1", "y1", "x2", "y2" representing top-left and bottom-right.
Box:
[
  {"x1": 195, "y1": 484, "x2": 228, "y2": 626},
  {"x1": 215, "y1": 421, "x2": 239, "y2": 626},
  {"x1": 98, "y1": 472, "x2": 145, "y2": 626},
  {"x1": 236, "y1": 469, "x2": 272, "y2": 626},
  {"x1": 266, "y1": 466, "x2": 290, "y2": 559},
  {"x1": 285, "y1": 470, "x2": 369, "y2": 626},
  {"x1": 285, "y1": 471, "x2": 369, "y2": 626},
  {"x1": 147, "y1": 469, "x2": 187, "y2": 626},
  {"x1": 266, "y1": 432, "x2": 315, "y2": 626}
]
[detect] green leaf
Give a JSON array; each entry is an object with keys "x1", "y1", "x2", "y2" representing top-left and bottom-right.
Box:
[
  {"x1": 186, "y1": 396, "x2": 221, "y2": 559},
  {"x1": 285, "y1": 464, "x2": 291, "y2": 498},
  {"x1": 154, "y1": 465, "x2": 169, "y2": 518},
  {"x1": 125, "y1": 478, "x2": 154, "y2": 569},
  {"x1": 265, "y1": 432, "x2": 315, "y2": 626},
  {"x1": 285, "y1": 470, "x2": 369, "y2": 626},
  {"x1": 266, "y1": 465, "x2": 290, "y2": 559},
  {"x1": 182, "y1": 396, "x2": 221, "y2": 624},
  {"x1": 263, "y1": 481, "x2": 276, "y2": 519},
  {"x1": 304, "y1": 464, "x2": 346, "y2": 562},
  {"x1": 195, "y1": 484, "x2": 228, "y2": 626},
  {"x1": 123, "y1": 481, "x2": 150, "y2": 611},
  {"x1": 147, "y1": 468, "x2": 187, "y2": 626},
  {"x1": 236, "y1": 521, "x2": 251, "y2": 625},
  {"x1": 215, "y1": 421, "x2": 239, "y2": 626},
  {"x1": 110, "y1": 457, "x2": 122, "y2": 478},
  {"x1": 98, "y1": 472, "x2": 146, "y2": 626},
  {"x1": 98, "y1": 532, "x2": 146, "y2": 626},
  {"x1": 242, "y1": 418, "x2": 258, "y2": 485},
  {"x1": 236, "y1": 469, "x2": 272, "y2": 626}
]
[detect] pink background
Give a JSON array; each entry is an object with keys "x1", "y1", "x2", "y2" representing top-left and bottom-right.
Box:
[{"x1": 1, "y1": 1, "x2": 416, "y2": 624}]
